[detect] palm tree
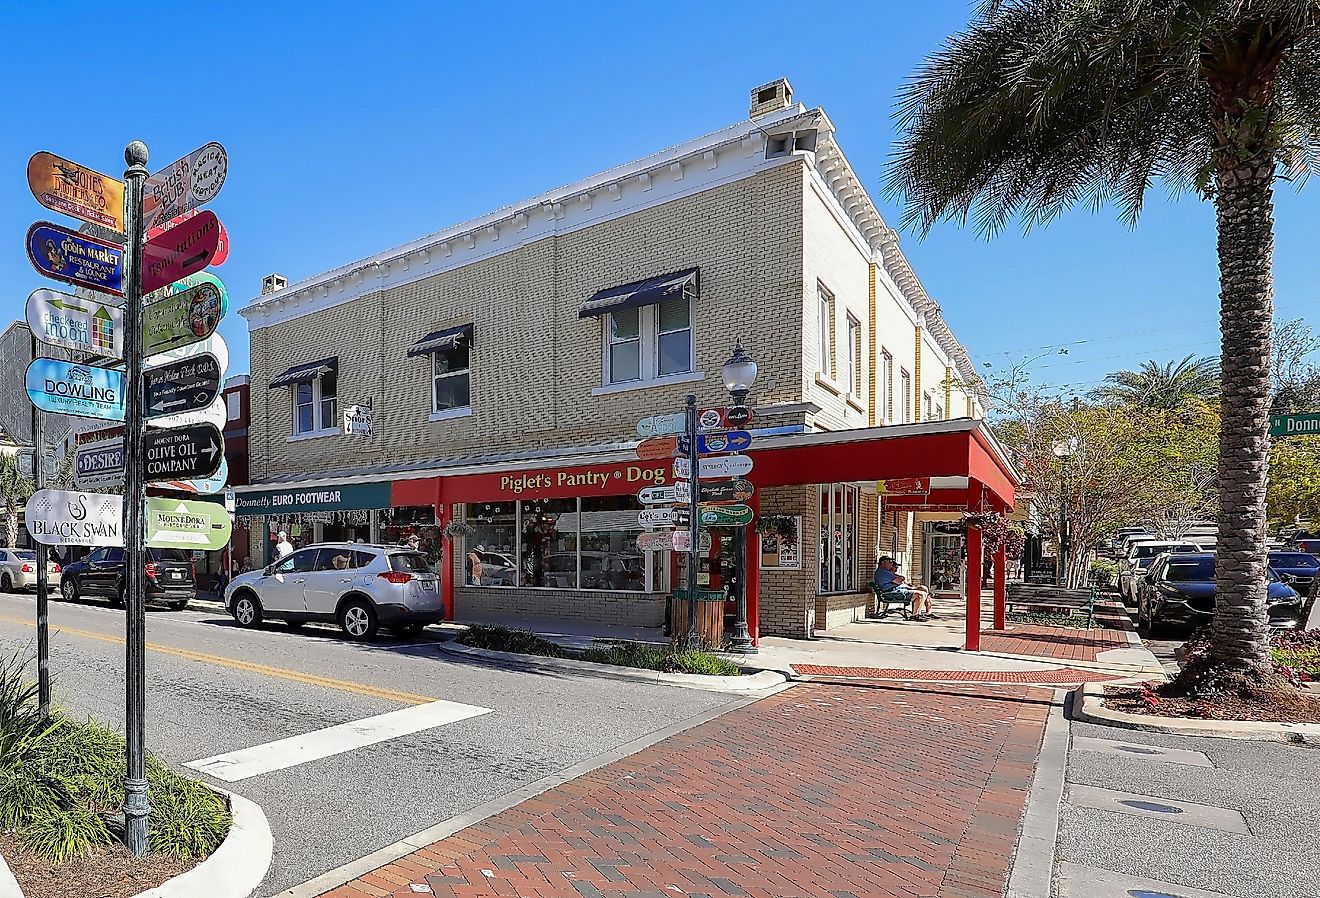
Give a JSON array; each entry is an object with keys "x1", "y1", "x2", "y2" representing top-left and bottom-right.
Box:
[
  {"x1": 0, "y1": 454, "x2": 34, "y2": 549},
  {"x1": 1092, "y1": 355, "x2": 1221, "y2": 409},
  {"x1": 888, "y1": 1, "x2": 1320, "y2": 683}
]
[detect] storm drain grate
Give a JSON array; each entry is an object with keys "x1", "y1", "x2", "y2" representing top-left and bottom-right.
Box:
[{"x1": 1119, "y1": 799, "x2": 1185, "y2": 814}]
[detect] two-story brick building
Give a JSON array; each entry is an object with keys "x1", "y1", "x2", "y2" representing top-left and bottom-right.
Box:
[{"x1": 235, "y1": 79, "x2": 1018, "y2": 642}]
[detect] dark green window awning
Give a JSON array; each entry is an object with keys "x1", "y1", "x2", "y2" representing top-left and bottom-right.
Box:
[
  {"x1": 578, "y1": 268, "x2": 698, "y2": 319},
  {"x1": 407, "y1": 324, "x2": 474, "y2": 357},
  {"x1": 269, "y1": 357, "x2": 337, "y2": 388}
]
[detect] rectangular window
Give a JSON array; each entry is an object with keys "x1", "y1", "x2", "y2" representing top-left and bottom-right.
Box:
[
  {"x1": 817, "y1": 284, "x2": 834, "y2": 377},
  {"x1": 901, "y1": 369, "x2": 912, "y2": 423},
  {"x1": 819, "y1": 483, "x2": 859, "y2": 594},
  {"x1": 225, "y1": 392, "x2": 241, "y2": 421},
  {"x1": 293, "y1": 375, "x2": 336, "y2": 435},
  {"x1": 923, "y1": 391, "x2": 933, "y2": 420},
  {"x1": 936, "y1": 403, "x2": 944, "y2": 420},
  {"x1": 604, "y1": 296, "x2": 693, "y2": 385},
  {"x1": 845, "y1": 314, "x2": 862, "y2": 397},
  {"x1": 432, "y1": 339, "x2": 472, "y2": 413},
  {"x1": 881, "y1": 350, "x2": 893, "y2": 422}
]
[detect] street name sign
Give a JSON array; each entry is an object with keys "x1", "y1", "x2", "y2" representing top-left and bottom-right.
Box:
[
  {"x1": 674, "y1": 454, "x2": 754, "y2": 480},
  {"x1": 149, "y1": 395, "x2": 226, "y2": 431},
  {"x1": 75, "y1": 439, "x2": 125, "y2": 489},
  {"x1": 27, "y1": 151, "x2": 125, "y2": 233},
  {"x1": 696, "y1": 504, "x2": 754, "y2": 527},
  {"x1": 142, "y1": 142, "x2": 228, "y2": 232},
  {"x1": 26, "y1": 359, "x2": 125, "y2": 421},
  {"x1": 25, "y1": 489, "x2": 124, "y2": 547},
  {"x1": 635, "y1": 436, "x2": 680, "y2": 460},
  {"x1": 1270, "y1": 413, "x2": 1320, "y2": 437},
  {"x1": 143, "y1": 353, "x2": 221, "y2": 419},
  {"x1": 146, "y1": 496, "x2": 232, "y2": 551},
  {"x1": 636, "y1": 530, "x2": 674, "y2": 551},
  {"x1": 26, "y1": 221, "x2": 125, "y2": 296},
  {"x1": 144, "y1": 423, "x2": 224, "y2": 481},
  {"x1": 147, "y1": 210, "x2": 230, "y2": 266},
  {"x1": 159, "y1": 457, "x2": 229, "y2": 496},
  {"x1": 143, "y1": 280, "x2": 224, "y2": 356},
  {"x1": 636, "y1": 412, "x2": 686, "y2": 438},
  {"x1": 26, "y1": 288, "x2": 124, "y2": 359},
  {"x1": 141, "y1": 210, "x2": 222, "y2": 294},
  {"x1": 699, "y1": 478, "x2": 755, "y2": 504}
]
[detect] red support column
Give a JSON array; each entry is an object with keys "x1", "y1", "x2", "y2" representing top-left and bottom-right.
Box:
[
  {"x1": 438, "y1": 489, "x2": 454, "y2": 622},
  {"x1": 965, "y1": 525, "x2": 982, "y2": 651},
  {"x1": 747, "y1": 491, "x2": 761, "y2": 645},
  {"x1": 993, "y1": 543, "x2": 1007, "y2": 630}
]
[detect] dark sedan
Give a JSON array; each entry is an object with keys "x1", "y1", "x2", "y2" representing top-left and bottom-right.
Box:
[{"x1": 1137, "y1": 553, "x2": 1305, "y2": 635}]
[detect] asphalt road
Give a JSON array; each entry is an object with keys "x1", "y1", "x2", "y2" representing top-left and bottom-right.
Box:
[{"x1": 0, "y1": 591, "x2": 751, "y2": 896}]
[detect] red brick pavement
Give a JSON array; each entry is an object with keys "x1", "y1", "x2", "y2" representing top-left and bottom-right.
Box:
[
  {"x1": 320, "y1": 682, "x2": 1052, "y2": 898},
  {"x1": 977, "y1": 624, "x2": 1129, "y2": 663},
  {"x1": 789, "y1": 665, "x2": 1120, "y2": 684}
]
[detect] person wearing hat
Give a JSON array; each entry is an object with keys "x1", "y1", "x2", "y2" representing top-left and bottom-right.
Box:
[
  {"x1": 275, "y1": 530, "x2": 294, "y2": 560},
  {"x1": 466, "y1": 545, "x2": 485, "y2": 585}
]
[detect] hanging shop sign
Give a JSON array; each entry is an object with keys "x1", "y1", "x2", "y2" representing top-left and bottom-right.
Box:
[
  {"x1": 638, "y1": 507, "x2": 681, "y2": 528},
  {"x1": 233, "y1": 481, "x2": 393, "y2": 516},
  {"x1": 24, "y1": 489, "x2": 124, "y2": 547},
  {"x1": 147, "y1": 209, "x2": 229, "y2": 266},
  {"x1": 876, "y1": 477, "x2": 930, "y2": 496},
  {"x1": 673, "y1": 454, "x2": 754, "y2": 480},
  {"x1": 142, "y1": 142, "x2": 228, "y2": 232},
  {"x1": 141, "y1": 210, "x2": 222, "y2": 294},
  {"x1": 146, "y1": 496, "x2": 232, "y2": 551},
  {"x1": 636, "y1": 530, "x2": 674, "y2": 551},
  {"x1": 149, "y1": 395, "x2": 226, "y2": 431},
  {"x1": 26, "y1": 288, "x2": 124, "y2": 359},
  {"x1": 144, "y1": 423, "x2": 224, "y2": 482},
  {"x1": 27, "y1": 151, "x2": 125, "y2": 233},
  {"x1": 143, "y1": 280, "x2": 224, "y2": 356},
  {"x1": 158, "y1": 457, "x2": 229, "y2": 496},
  {"x1": 143, "y1": 353, "x2": 222, "y2": 419},
  {"x1": 75, "y1": 439, "x2": 125, "y2": 489},
  {"x1": 342, "y1": 404, "x2": 373, "y2": 436},
  {"x1": 25, "y1": 358, "x2": 125, "y2": 421},
  {"x1": 26, "y1": 221, "x2": 125, "y2": 296},
  {"x1": 636, "y1": 412, "x2": 686, "y2": 438},
  {"x1": 698, "y1": 478, "x2": 755, "y2": 504},
  {"x1": 696, "y1": 504, "x2": 753, "y2": 527},
  {"x1": 635, "y1": 436, "x2": 680, "y2": 460}
]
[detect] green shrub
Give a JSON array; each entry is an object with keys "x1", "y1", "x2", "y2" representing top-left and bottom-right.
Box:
[
  {"x1": 147, "y1": 758, "x2": 231, "y2": 860},
  {"x1": 456, "y1": 625, "x2": 569, "y2": 658},
  {"x1": 19, "y1": 803, "x2": 113, "y2": 864},
  {"x1": 668, "y1": 650, "x2": 742, "y2": 677},
  {"x1": 582, "y1": 642, "x2": 742, "y2": 676}
]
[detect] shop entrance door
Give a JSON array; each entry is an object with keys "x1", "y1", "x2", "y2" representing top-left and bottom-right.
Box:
[{"x1": 925, "y1": 533, "x2": 964, "y2": 596}]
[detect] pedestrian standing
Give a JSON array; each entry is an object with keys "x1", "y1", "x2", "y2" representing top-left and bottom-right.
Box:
[{"x1": 275, "y1": 531, "x2": 294, "y2": 560}]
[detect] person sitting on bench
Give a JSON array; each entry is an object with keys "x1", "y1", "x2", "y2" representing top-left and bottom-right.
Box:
[{"x1": 874, "y1": 556, "x2": 936, "y2": 621}]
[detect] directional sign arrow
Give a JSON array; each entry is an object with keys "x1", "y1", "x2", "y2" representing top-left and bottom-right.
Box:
[
  {"x1": 143, "y1": 352, "x2": 221, "y2": 420},
  {"x1": 143, "y1": 423, "x2": 225, "y2": 482}
]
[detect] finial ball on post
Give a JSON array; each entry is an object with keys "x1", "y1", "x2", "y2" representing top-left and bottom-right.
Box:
[{"x1": 125, "y1": 141, "x2": 149, "y2": 167}]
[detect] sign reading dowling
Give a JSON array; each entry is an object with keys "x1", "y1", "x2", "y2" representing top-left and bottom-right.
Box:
[{"x1": 25, "y1": 358, "x2": 125, "y2": 421}]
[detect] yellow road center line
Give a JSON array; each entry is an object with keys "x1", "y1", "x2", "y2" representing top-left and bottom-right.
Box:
[{"x1": 0, "y1": 613, "x2": 433, "y2": 706}]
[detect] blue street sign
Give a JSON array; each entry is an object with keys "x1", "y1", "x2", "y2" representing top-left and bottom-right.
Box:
[
  {"x1": 26, "y1": 221, "x2": 126, "y2": 296},
  {"x1": 25, "y1": 358, "x2": 125, "y2": 421},
  {"x1": 681, "y1": 430, "x2": 754, "y2": 455}
]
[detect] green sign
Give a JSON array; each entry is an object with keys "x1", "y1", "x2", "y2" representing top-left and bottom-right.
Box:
[
  {"x1": 147, "y1": 497, "x2": 232, "y2": 551},
  {"x1": 696, "y1": 504, "x2": 754, "y2": 527},
  {"x1": 234, "y1": 481, "x2": 393, "y2": 516},
  {"x1": 1270, "y1": 412, "x2": 1320, "y2": 438},
  {"x1": 672, "y1": 588, "x2": 725, "y2": 602},
  {"x1": 144, "y1": 279, "x2": 225, "y2": 355}
]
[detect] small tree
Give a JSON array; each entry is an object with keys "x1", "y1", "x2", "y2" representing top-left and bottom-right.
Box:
[{"x1": 0, "y1": 454, "x2": 34, "y2": 549}]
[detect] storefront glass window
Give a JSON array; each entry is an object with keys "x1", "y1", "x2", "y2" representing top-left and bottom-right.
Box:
[
  {"x1": 819, "y1": 483, "x2": 860, "y2": 594},
  {"x1": 468, "y1": 502, "x2": 517, "y2": 585},
  {"x1": 522, "y1": 498, "x2": 577, "y2": 588},
  {"x1": 581, "y1": 496, "x2": 647, "y2": 591}
]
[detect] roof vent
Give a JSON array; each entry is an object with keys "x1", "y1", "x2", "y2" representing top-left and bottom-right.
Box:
[
  {"x1": 750, "y1": 78, "x2": 793, "y2": 119},
  {"x1": 262, "y1": 273, "x2": 288, "y2": 295}
]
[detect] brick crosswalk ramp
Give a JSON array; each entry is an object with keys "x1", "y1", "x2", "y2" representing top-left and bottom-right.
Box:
[{"x1": 322, "y1": 683, "x2": 1051, "y2": 898}]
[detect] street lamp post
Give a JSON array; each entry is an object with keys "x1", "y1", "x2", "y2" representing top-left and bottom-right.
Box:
[
  {"x1": 722, "y1": 340, "x2": 757, "y2": 654},
  {"x1": 1053, "y1": 438, "x2": 1078, "y2": 588}
]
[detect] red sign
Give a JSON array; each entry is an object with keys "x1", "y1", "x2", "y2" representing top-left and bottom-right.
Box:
[
  {"x1": 141, "y1": 210, "x2": 222, "y2": 293},
  {"x1": 444, "y1": 460, "x2": 674, "y2": 503},
  {"x1": 697, "y1": 406, "x2": 754, "y2": 431},
  {"x1": 147, "y1": 210, "x2": 229, "y2": 266},
  {"x1": 636, "y1": 437, "x2": 679, "y2": 460},
  {"x1": 877, "y1": 477, "x2": 930, "y2": 496}
]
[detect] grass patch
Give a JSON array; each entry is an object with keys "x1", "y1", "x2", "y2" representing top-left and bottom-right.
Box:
[
  {"x1": 1272, "y1": 629, "x2": 1320, "y2": 680},
  {"x1": 456, "y1": 624, "x2": 569, "y2": 658},
  {"x1": 1007, "y1": 610, "x2": 1090, "y2": 628},
  {"x1": 0, "y1": 654, "x2": 230, "y2": 865},
  {"x1": 458, "y1": 627, "x2": 742, "y2": 676}
]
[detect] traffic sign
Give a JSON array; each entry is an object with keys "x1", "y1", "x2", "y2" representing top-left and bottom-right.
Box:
[
  {"x1": 1270, "y1": 412, "x2": 1320, "y2": 437},
  {"x1": 143, "y1": 353, "x2": 222, "y2": 419},
  {"x1": 149, "y1": 394, "x2": 226, "y2": 431},
  {"x1": 27, "y1": 151, "x2": 125, "y2": 233},
  {"x1": 144, "y1": 423, "x2": 224, "y2": 482},
  {"x1": 142, "y1": 142, "x2": 228, "y2": 232},
  {"x1": 75, "y1": 439, "x2": 125, "y2": 489},
  {"x1": 26, "y1": 288, "x2": 124, "y2": 359},
  {"x1": 636, "y1": 436, "x2": 680, "y2": 460},
  {"x1": 699, "y1": 478, "x2": 755, "y2": 504},
  {"x1": 141, "y1": 210, "x2": 222, "y2": 294},
  {"x1": 636, "y1": 412, "x2": 686, "y2": 438},
  {"x1": 143, "y1": 280, "x2": 224, "y2": 356},
  {"x1": 638, "y1": 485, "x2": 680, "y2": 505},
  {"x1": 638, "y1": 507, "x2": 681, "y2": 528},
  {"x1": 26, "y1": 359, "x2": 125, "y2": 421},
  {"x1": 696, "y1": 504, "x2": 754, "y2": 527},
  {"x1": 26, "y1": 221, "x2": 126, "y2": 296},
  {"x1": 636, "y1": 530, "x2": 674, "y2": 552},
  {"x1": 147, "y1": 210, "x2": 229, "y2": 266},
  {"x1": 146, "y1": 496, "x2": 232, "y2": 551},
  {"x1": 674, "y1": 454, "x2": 754, "y2": 480},
  {"x1": 160, "y1": 457, "x2": 229, "y2": 496},
  {"x1": 25, "y1": 489, "x2": 124, "y2": 547}
]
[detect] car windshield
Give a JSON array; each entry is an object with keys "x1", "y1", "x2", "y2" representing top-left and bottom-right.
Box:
[
  {"x1": 149, "y1": 549, "x2": 190, "y2": 562},
  {"x1": 1134, "y1": 544, "x2": 1184, "y2": 558},
  {"x1": 389, "y1": 552, "x2": 431, "y2": 574},
  {"x1": 1165, "y1": 559, "x2": 1215, "y2": 582},
  {"x1": 1271, "y1": 553, "x2": 1319, "y2": 569},
  {"x1": 10, "y1": 551, "x2": 36, "y2": 561}
]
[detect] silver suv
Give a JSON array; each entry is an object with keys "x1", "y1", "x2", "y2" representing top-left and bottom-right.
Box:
[{"x1": 225, "y1": 543, "x2": 443, "y2": 640}]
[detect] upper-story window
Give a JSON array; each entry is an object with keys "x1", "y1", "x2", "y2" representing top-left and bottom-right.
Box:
[
  {"x1": 817, "y1": 284, "x2": 834, "y2": 378},
  {"x1": 579, "y1": 268, "x2": 699, "y2": 389},
  {"x1": 923, "y1": 391, "x2": 933, "y2": 420},
  {"x1": 936, "y1": 402, "x2": 944, "y2": 420},
  {"x1": 408, "y1": 325, "x2": 474, "y2": 419},
  {"x1": 881, "y1": 349, "x2": 893, "y2": 423},
  {"x1": 270, "y1": 357, "x2": 338, "y2": 437},
  {"x1": 845, "y1": 314, "x2": 862, "y2": 397},
  {"x1": 901, "y1": 369, "x2": 912, "y2": 423}
]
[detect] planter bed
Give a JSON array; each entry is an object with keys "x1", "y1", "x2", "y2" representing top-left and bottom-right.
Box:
[{"x1": 0, "y1": 831, "x2": 193, "y2": 898}]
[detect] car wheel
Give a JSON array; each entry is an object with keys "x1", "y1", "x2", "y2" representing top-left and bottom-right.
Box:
[
  {"x1": 232, "y1": 592, "x2": 263, "y2": 629},
  {"x1": 61, "y1": 578, "x2": 78, "y2": 602},
  {"x1": 339, "y1": 599, "x2": 378, "y2": 640},
  {"x1": 1146, "y1": 603, "x2": 1167, "y2": 638},
  {"x1": 111, "y1": 584, "x2": 125, "y2": 607},
  {"x1": 0, "y1": 573, "x2": 11, "y2": 592}
]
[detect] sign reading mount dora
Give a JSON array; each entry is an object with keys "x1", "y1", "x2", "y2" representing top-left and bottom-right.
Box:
[{"x1": 146, "y1": 497, "x2": 233, "y2": 551}]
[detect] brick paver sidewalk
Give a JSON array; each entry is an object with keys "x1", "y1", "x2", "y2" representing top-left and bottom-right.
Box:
[
  {"x1": 790, "y1": 665, "x2": 1119, "y2": 684},
  {"x1": 977, "y1": 624, "x2": 1129, "y2": 663},
  {"x1": 322, "y1": 682, "x2": 1051, "y2": 898}
]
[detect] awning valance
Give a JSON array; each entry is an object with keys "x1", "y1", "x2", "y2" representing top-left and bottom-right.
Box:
[
  {"x1": 407, "y1": 324, "x2": 473, "y2": 357},
  {"x1": 269, "y1": 357, "x2": 337, "y2": 388},
  {"x1": 578, "y1": 267, "x2": 698, "y2": 319}
]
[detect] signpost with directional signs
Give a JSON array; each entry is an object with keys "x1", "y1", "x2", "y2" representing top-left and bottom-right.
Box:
[{"x1": 25, "y1": 358, "x2": 126, "y2": 421}]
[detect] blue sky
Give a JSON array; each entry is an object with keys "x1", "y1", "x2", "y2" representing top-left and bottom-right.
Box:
[{"x1": 2, "y1": 0, "x2": 1317, "y2": 393}]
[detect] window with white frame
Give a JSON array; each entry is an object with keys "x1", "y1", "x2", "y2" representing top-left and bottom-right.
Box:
[
  {"x1": 817, "y1": 284, "x2": 834, "y2": 378},
  {"x1": 294, "y1": 372, "x2": 336, "y2": 435},
  {"x1": 936, "y1": 402, "x2": 944, "y2": 420},
  {"x1": 605, "y1": 295, "x2": 692, "y2": 385},
  {"x1": 901, "y1": 369, "x2": 912, "y2": 423},
  {"x1": 819, "y1": 483, "x2": 859, "y2": 594},
  {"x1": 432, "y1": 339, "x2": 471, "y2": 413},
  {"x1": 845, "y1": 314, "x2": 862, "y2": 397},
  {"x1": 881, "y1": 350, "x2": 893, "y2": 422},
  {"x1": 924, "y1": 391, "x2": 933, "y2": 420}
]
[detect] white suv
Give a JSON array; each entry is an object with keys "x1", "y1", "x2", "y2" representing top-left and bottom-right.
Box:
[{"x1": 225, "y1": 543, "x2": 443, "y2": 640}]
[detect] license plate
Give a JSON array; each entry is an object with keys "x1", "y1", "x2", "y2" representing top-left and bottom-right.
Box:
[
  {"x1": 170, "y1": 572, "x2": 183, "y2": 580},
  {"x1": 420, "y1": 580, "x2": 436, "y2": 591}
]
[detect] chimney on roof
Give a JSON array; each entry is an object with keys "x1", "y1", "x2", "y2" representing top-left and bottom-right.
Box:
[
  {"x1": 750, "y1": 78, "x2": 793, "y2": 119},
  {"x1": 261, "y1": 274, "x2": 288, "y2": 295}
]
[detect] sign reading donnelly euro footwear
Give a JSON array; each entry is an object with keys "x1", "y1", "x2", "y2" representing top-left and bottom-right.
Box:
[{"x1": 26, "y1": 358, "x2": 126, "y2": 421}]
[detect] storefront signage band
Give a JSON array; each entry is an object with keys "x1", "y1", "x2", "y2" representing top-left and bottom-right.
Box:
[
  {"x1": 461, "y1": 462, "x2": 670, "y2": 502},
  {"x1": 234, "y1": 481, "x2": 392, "y2": 516}
]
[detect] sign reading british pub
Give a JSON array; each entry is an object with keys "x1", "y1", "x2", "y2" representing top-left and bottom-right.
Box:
[{"x1": 142, "y1": 142, "x2": 228, "y2": 232}]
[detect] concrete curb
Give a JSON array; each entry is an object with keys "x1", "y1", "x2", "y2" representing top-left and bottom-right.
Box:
[
  {"x1": 0, "y1": 851, "x2": 19, "y2": 898},
  {"x1": 968, "y1": 648, "x2": 1165, "y2": 678},
  {"x1": 273, "y1": 682, "x2": 794, "y2": 898},
  {"x1": 1072, "y1": 682, "x2": 1320, "y2": 744},
  {"x1": 1006, "y1": 688, "x2": 1069, "y2": 898},
  {"x1": 434, "y1": 641, "x2": 789, "y2": 692},
  {"x1": 136, "y1": 789, "x2": 273, "y2": 898}
]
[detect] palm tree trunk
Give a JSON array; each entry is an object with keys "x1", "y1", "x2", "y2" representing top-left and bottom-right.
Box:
[{"x1": 1211, "y1": 158, "x2": 1276, "y2": 674}]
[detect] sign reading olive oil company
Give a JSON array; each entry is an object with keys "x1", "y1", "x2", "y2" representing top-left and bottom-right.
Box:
[
  {"x1": 142, "y1": 142, "x2": 228, "y2": 232},
  {"x1": 26, "y1": 222, "x2": 125, "y2": 296},
  {"x1": 26, "y1": 288, "x2": 124, "y2": 359},
  {"x1": 146, "y1": 497, "x2": 232, "y2": 551},
  {"x1": 26, "y1": 151, "x2": 126, "y2": 233},
  {"x1": 144, "y1": 423, "x2": 224, "y2": 481},
  {"x1": 24, "y1": 489, "x2": 124, "y2": 547},
  {"x1": 143, "y1": 280, "x2": 224, "y2": 355},
  {"x1": 25, "y1": 359, "x2": 125, "y2": 421}
]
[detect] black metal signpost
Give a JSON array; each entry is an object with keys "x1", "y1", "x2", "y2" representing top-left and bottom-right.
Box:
[
  {"x1": 28, "y1": 334, "x2": 49, "y2": 717},
  {"x1": 684, "y1": 395, "x2": 700, "y2": 646}
]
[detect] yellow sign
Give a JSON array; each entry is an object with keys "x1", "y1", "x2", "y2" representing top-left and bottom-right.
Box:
[{"x1": 27, "y1": 151, "x2": 125, "y2": 233}]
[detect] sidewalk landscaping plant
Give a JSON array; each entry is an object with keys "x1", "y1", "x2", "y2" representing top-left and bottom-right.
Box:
[
  {"x1": 457, "y1": 625, "x2": 742, "y2": 676},
  {"x1": 0, "y1": 655, "x2": 230, "y2": 898}
]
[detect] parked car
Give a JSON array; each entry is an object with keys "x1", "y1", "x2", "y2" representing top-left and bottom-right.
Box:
[
  {"x1": 475, "y1": 551, "x2": 517, "y2": 586},
  {"x1": 1122, "y1": 541, "x2": 1202, "y2": 577},
  {"x1": 1117, "y1": 555, "x2": 1157, "y2": 606},
  {"x1": 59, "y1": 547, "x2": 194, "y2": 609},
  {"x1": 0, "y1": 549, "x2": 61, "y2": 592},
  {"x1": 1268, "y1": 551, "x2": 1319, "y2": 597},
  {"x1": 225, "y1": 543, "x2": 443, "y2": 640},
  {"x1": 1110, "y1": 527, "x2": 1150, "y2": 553},
  {"x1": 1296, "y1": 538, "x2": 1320, "y2": 554},
  {"x1": 1136, "y1": 552, "x2": 1304, "y2": 634}
]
